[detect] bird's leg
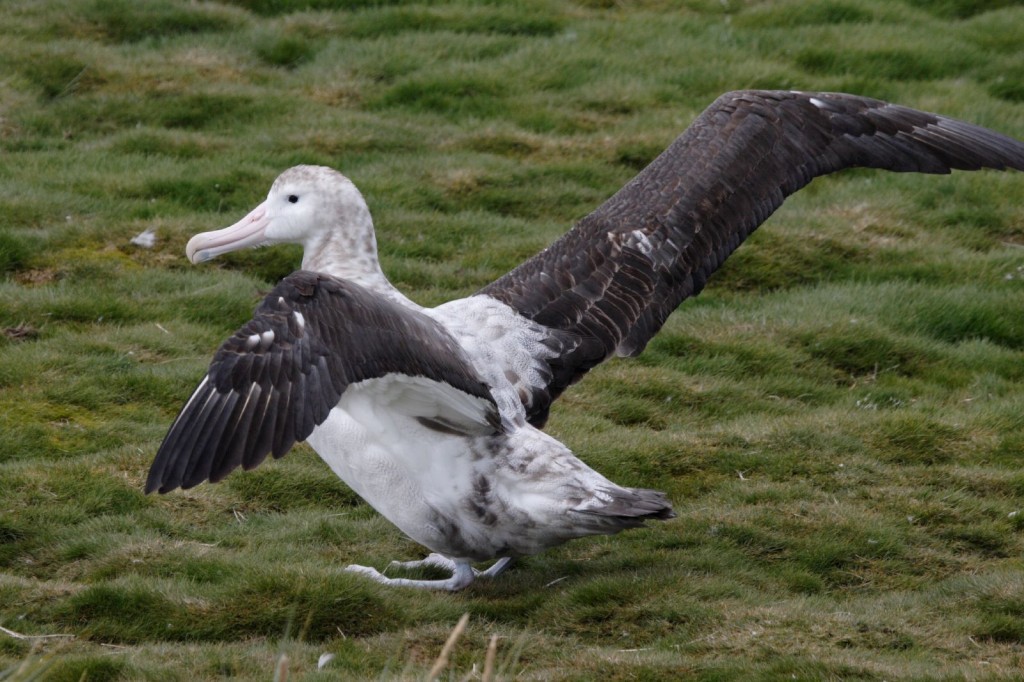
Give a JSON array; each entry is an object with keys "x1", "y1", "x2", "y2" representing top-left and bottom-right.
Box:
[
  {"x1": 387, "y1": 554, "x2": 514, "y2": 579},
  {"x1": 345, "y1": 554, "x2": 514, "y2": 590},
  {"x1": 385, "y1": 552, "x2": 458, "y2": 573},
  {"x1": 477, "y1": 557, "x2": 514, "y2": 579},
  {"x1": 344, "y1": 560, "x2": 476, "y2": 591}
]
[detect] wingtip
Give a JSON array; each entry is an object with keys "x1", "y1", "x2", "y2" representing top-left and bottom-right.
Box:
[
  {"x1": 143, "y1": 474, "x2": 174, "y2": 495},
  {"x1": 143, "y1": 469, "x2": 160, "y2": 495},
  {"x1": 144, "y1": 458, "x2": 184, "y2": 494}
]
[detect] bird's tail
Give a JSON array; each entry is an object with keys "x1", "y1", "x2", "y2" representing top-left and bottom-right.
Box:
[{"x1": 572, "y1": 486, "x2": 675, "y2": 532}]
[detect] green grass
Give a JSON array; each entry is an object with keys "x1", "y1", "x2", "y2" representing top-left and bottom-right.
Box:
[{"x1": 1, "y1": 0, "x2": 1024, "y2": 679}]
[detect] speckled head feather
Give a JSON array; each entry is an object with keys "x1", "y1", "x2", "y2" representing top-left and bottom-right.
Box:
[{"x1": 267, "y1": 166, "x2": 382, "y2": 280}]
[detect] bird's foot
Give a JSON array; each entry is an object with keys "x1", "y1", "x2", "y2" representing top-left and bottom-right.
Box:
[
  {"x1": 343, "y1": 561, "x2": 475, "y2": 591},
  {"x1": 477, "y1": 556, "x2": 514, "y2": 579},
  {"x1": 387, "y1": 553, "x2": 514, "y2": 579},
  {"x1": 344, "y1": 555, "x2": 515, "y2": 591},
  {"x1": 386, "y1": 552, "x2": 458, "y2": 573}
]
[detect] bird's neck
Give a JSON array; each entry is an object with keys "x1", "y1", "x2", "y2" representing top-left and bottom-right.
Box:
[{"x1": 301, "y1": 220, "x2": 421, "y2": 310}]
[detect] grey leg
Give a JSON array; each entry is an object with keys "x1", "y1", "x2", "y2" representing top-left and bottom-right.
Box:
[
  {"x1": 344, "y1": 560, "x2": 476, "y2": 591},
  {"x1": 477, "y1": 557, "x2": 514, "y2": 579},
  {"x1": 388, "y1": 554, "x2": 514, "y2": 579},
  {"x1": 345, "y1": 554, "x2": 514, "y2": 590},
  {"x1": 386, "y1": 553, "x2": 458, "y2": 574}
]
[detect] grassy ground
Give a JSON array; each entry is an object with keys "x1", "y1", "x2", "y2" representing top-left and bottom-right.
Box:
[{"x1": 1, "y1": 0, "x2": 1023, "y2": 679}]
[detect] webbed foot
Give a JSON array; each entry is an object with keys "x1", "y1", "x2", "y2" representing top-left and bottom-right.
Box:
[
  {"x1": 344, "y1": 555, "x2": 515, "y2": 590},
  {"x1": 343, "y1": 560, "x2": 475, "y2": 591}
]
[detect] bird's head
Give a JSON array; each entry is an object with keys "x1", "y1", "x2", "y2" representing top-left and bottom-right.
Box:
[{"x1": 185, "y1": 165, "x2": 373, "y2": 265}]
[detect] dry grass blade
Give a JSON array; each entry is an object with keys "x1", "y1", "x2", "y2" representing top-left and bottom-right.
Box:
[
  {"x1": 273, "y1": 653, "x2": 288, "y2": 682},
  {"x1": 0, "y1": 626, "x2": 73, "y2": 642},
  {"x1": 426, "y1": 613, "x2": 470, "y2": 681},
  {"x1": 482, "y1": 634, "x2": 499, "y2": 682}
]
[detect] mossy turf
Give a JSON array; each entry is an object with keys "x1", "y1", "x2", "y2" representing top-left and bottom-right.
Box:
[{"x1": 2, "y1": 0, "x2": 1024, "y2": 679}]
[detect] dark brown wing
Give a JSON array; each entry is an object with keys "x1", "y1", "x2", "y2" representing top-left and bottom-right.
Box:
[
  {"x1": 147, "y1": 271, "x2": 499, "y2": 493},
  {"x1": 479, "y1": 90, "x2": 1024, "y2": 426}
]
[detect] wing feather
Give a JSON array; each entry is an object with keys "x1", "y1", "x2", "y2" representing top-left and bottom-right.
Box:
[
  {"x1": 479, "y1": 90, "x2": 1024, "y2": 426},
  {"x1": 147, "y1": 271, "x2": 499, "y2": 494}
]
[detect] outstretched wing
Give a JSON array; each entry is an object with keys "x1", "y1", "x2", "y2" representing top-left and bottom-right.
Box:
[
  {"x1": 478, "y1": 89, "x2": 1024, "y2": 426},
  {"x1": 147, "y1": 271, "x2": 499, "y2": 494}
]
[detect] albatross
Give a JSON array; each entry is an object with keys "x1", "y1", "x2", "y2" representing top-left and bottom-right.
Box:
[{"x1": 147, "y1": 90, "x2": 1024, "y2": 591}]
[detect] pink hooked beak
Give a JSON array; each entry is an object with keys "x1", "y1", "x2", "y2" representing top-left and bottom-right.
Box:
[{"x1": 185, "y1": 202, "x2": 270, "y2": 264}]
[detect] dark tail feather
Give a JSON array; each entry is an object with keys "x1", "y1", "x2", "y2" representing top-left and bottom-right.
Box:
[{"x1": 573, "y1": 486, "x2": 675, "y2": 531}]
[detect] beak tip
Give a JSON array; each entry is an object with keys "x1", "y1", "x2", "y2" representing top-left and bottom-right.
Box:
[
  {"x1": 185, "y1": 202, "x2": 269, "y2": 265},
  {"x1": 185, "y1": 236, "x2": 211, "y2": 264}
]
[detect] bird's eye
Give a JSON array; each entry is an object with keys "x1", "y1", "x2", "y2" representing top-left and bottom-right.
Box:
[{"x1": 287, "y1": 195, "x2": 299, "y2": 204}]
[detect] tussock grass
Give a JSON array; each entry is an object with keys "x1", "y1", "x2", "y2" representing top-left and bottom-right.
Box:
[{"x1": 2, "y1": 0, "x2": 1024, "y2": 679}]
